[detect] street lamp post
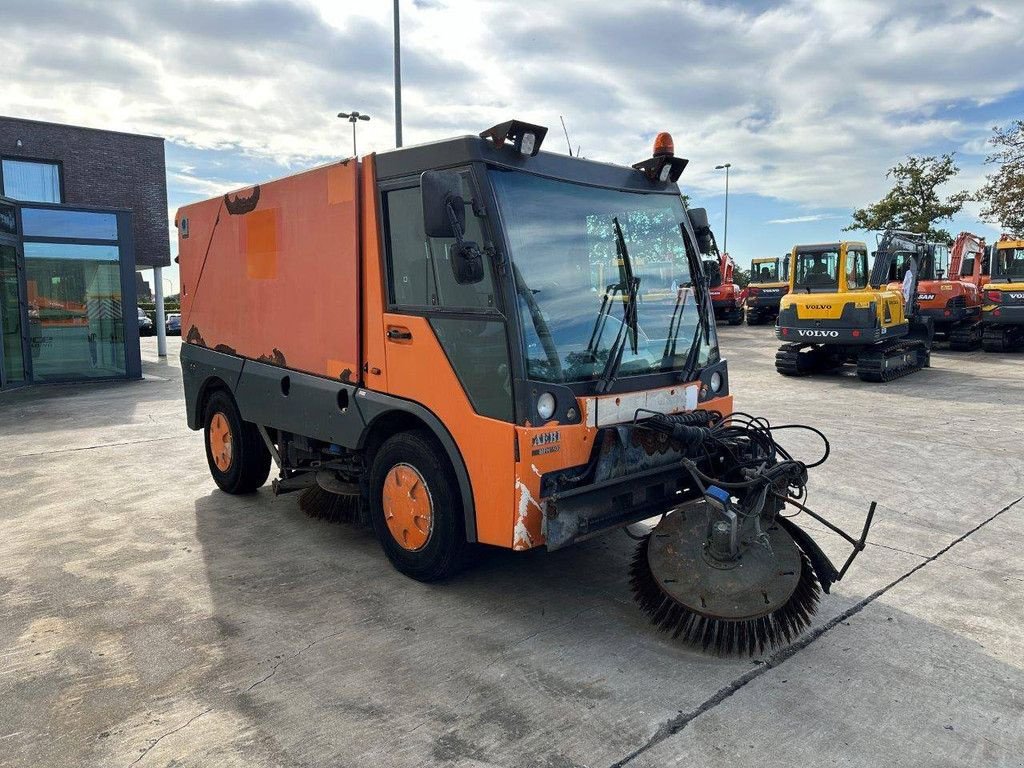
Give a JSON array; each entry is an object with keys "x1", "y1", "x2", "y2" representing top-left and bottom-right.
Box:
[
  {"x1": 338, "y1": 111, "x2": 371, "y2": 156},
  {"x1": 394, "y1": 0, "x2": 403, "y2": 148},
  {"x1": 715, "y1": 163, "x2": 732, "y2": 254}
]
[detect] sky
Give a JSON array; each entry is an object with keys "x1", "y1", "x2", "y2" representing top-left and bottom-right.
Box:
[{"x1": 3, "y1": 0, "x2": 1024, "y2": 293}]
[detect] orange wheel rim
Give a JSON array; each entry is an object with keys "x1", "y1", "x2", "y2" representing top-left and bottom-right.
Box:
[
  {"x1": 209, "y1": 412, "x2": 233, "y2": 472},
  {"x1": 382, "y1": 463, "x2": 434, "y2": 551}
]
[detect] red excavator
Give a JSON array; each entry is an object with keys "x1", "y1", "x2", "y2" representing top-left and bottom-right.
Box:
[
  {"x1": 704, "y1": 250, "x2": 743, "y2": 326},
  {"x1": 884, "y1": 232, "x2": 987, "y2": 350}
]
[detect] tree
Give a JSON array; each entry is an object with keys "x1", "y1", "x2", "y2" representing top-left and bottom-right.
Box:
[
  {"x1": 845, "y1": 154, "x2": 969, "y2": 242},
  {"x1": 975, "y1": 121, "x2": 1024, "y2": 237}
]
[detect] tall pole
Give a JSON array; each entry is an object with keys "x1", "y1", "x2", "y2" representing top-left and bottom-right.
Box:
[
  {"x1": 724, "y1": 164, "x2": 730, "y2": 254},
  {"x1": 716, "y1": 162, "x2": 732, "y2": 254},
  {"x1": 394, "y1": 0, "x2": 403, "y2": 148},
  {"x1": 352, "y1": 121, "x2": 357, "y2": 157},
  {"x1": 154, "y1": 267, "x2": 166, "y2": 358}
]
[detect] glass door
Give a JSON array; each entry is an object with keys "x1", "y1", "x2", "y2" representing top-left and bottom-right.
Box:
[{"x1": 0, "y1": 240, "x2": 28, "y2": 387}]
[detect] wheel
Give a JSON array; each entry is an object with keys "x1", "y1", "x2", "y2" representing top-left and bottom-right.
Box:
[
  {"x1": 368, "y1": 430, "x2": 468, "y2": 582},
  {"x1": 746, "y1": 310, "x2": 761, "y2": 326},
  {"x1": 727, "y1": 308, "x2": 744, "y2": 326},
  {"x1": 202, "y1": 390, "x2": 272, "y2": 494}
]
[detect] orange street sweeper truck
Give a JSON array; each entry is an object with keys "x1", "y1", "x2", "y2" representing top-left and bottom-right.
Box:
[{"x1": 176, "y1": 122, "x2": 874, "y2": 655}]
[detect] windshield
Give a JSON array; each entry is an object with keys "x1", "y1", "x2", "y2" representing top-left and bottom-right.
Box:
[
  {"x1": 751, "y1": 260, "x2": 779, "y2": 282},
  {"x1": 994, "y1": 247, "x2": 1024, "y2": 280},
  {"x1": 794, "y1": 247, "x2": 839, "y2": 291},
  {"x1": 489, "y1": 169, "x2": 713, "y2": 384}
]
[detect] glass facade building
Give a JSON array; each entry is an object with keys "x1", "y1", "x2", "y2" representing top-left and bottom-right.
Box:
[{"x1": 0, "y1": 195, "x2": 140, "y2": 389}]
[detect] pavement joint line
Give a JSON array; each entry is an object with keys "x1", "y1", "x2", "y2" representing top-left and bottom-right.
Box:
[
  {"x1": 14, "y1": 436, "x2": 183, "y2": 458},
  {"x1": 127, "y1": 707, "x2": 212, "y2": 767},
  {"x1": 607, "y1": 494, "x2": 1024, "y2": 768}
]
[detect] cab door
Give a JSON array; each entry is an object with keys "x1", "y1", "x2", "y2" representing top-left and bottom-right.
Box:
[{"x1": 376, "y1": 169, "x2": 517, "y2": 547}]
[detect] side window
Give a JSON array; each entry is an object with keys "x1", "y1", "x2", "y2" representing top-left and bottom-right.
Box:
[
  {"x1": 383, "y1": 172, "x2": 496, "y2": 310},
  {"x1": 847, "y1": 249, "x2": 868, "y2": 290}
]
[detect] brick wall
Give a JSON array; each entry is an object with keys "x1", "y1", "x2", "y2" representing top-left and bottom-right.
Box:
[{"x1": 0, "y1": 116, "x2": 170, "y2": 268}]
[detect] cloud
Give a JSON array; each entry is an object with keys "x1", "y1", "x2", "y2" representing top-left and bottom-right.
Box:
[
  {"x1": 767, "y1": 214, "x2": 844, "y2": 224},
  {"x1": 5, "y1": 0, "x2": 1023, "y2": 216}
]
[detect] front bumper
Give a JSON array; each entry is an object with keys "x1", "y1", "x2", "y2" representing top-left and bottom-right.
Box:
[
  {"x1": 543, "y1": 462, "x2": 697, "y2": 550},
  {"x1": 982, "y1": 304, "x2": 1024, "y2": 326}
]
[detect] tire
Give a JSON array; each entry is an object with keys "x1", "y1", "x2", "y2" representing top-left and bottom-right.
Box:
[
  {"x1": 368, "y1": 430, "x2": 468, "y2": 582},
  {"x1": 202, "y1": 390, "x2": 272, "y2": 494}
]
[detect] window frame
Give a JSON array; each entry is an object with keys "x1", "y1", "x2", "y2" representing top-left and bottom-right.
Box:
[
  {"x1": 0, "y1": 156, "x2": 65, "y2": 204},
  {"x1": 845, "y1": 246, "x2": 869, "y2": 291},
  {"x1": 378, "y1": 168, "x2": 506, "y2": 320}
]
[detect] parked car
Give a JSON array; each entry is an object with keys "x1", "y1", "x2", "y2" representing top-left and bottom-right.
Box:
[
  {"x1": 138, "y1": 307, "x2": 154, "y2": 337},
  {"x1": 166, "y1": 313, "x2": 181, "y2": 336}
]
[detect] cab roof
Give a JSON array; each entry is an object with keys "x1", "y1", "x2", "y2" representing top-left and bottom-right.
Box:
[{"x1": 374, "y1": 134, "x2": 684, "y2": 195}]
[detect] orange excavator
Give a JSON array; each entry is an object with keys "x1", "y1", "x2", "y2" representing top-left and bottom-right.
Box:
[
  {"x1": 886, "y1": 232, "x2": 987, "y2": 350},
  {"x1": 704, "y1": 249, "x2": 743, "y2": 326}
]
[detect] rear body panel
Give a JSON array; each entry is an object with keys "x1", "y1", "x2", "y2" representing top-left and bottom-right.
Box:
[{"x1": 177, "y1": 161, "x2": 361, "y2": 382}]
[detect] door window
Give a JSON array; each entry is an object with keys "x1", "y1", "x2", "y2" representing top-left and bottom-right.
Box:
[
  {"x1": 847, "y1": 249, "x2": 868, "y2": 290},
  {"x1": 383, "y1": 174, "x2": 496, "y2": 310}
]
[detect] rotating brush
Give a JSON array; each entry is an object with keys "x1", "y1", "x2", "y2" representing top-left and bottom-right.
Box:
[
  {"x1": 629, "y1": 531, "x2": 821, "y2": 656},
  {"x1": 298, "y1": 485, "x2": 363, "y2": 525}
]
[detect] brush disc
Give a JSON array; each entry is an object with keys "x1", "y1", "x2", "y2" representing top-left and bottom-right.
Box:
[
  {"x1": 630, "y1": 502, "x2": 820, "y2": 655},
  {"x1": 298, "y1": 485, "x2": 362, "y2": 525}
]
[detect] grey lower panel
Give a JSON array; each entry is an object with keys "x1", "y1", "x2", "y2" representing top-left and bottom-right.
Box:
[
  {"x1": 179, "y1": 343, "x2": 478, "y2": 543},
  {"x1": 180, "y1": 343, "x2": 245, "y2": 429},
  {"x1": 234, "y1": 360, "x2": 365, "y2": 447}
]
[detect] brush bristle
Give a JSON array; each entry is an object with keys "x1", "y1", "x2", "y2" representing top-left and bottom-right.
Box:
[
  {"x1": 629, "y1": 535, "x2": 821, "y2": 656},
  {"x1": 299, "y1": 485, "x2": 363, "y2": 525}
]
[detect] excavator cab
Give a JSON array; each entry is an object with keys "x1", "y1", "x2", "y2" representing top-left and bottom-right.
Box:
[
  {"x1": 745, "y1": 255, "x2": 790, "y2": 325},
  {"x1": 981, "y1": 236, "x2": 1024, "y2": 351}
]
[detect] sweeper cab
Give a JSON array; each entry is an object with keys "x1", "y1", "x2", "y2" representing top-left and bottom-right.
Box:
[{"x1": 176, "y1": 122, "x2": 873, "y2": 655}]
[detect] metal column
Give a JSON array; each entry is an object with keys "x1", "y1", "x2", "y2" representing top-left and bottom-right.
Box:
[{"x1": 154, "y1": 265, "x2": 167, "y2": 357}]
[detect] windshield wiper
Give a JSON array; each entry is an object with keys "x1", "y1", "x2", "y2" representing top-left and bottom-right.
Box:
[
  {"x1": 595, "y1": 216, "x2": 639, "y2": 393},
  {"x1": 665, "y1": 222, "x2": 713, "y2": 380}
]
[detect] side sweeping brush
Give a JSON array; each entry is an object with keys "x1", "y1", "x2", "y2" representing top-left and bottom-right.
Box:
[
  {"x1": 625, "y1": 410, "x2": 874, "y2": 656},
  {"x1": 298, "y1": 485, "x2": 363, "y2": 525}
]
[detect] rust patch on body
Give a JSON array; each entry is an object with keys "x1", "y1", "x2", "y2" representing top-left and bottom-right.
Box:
[
  {"x1": 257, "y1": 348, "x2": 287, "y2": 366},
  {"x1": 213, "y1": 344, "x2": 236, "y2": 355},
  {"x1": 185, "y1": 325, "x2": 206, "y2": 347},
  {"x1": 224, "y1": 185, "x2": 260, "y2": 215}
]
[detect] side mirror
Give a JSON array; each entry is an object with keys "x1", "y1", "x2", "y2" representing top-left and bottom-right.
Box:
[
  {"x1": 421, "y1": 170, "x2": 466, "y2": 238},
  {"x1": 450, "y1": 242, "x2": 484, "y2": 285},
  {"x1": 687, "y1": 207, "x2": 714, "y2": 254}
]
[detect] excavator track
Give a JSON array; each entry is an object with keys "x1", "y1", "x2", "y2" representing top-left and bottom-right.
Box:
[
  {"x1": 855, "y1": 338, "x2": 929, "y2": 382},
  {"x1": 948, "y1": 322, "x2": 982, "y2": 351},
  {"x1": 981, "y1": 326, "x2": 1021, "y2": 352},
  {"x1": 775, "y1": 343, "x2": 843, "y2": 376}
]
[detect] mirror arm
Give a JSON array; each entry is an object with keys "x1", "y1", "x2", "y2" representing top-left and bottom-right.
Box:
[{"x1": 445, "y1": 200, "x2": 466, "y2": 245}]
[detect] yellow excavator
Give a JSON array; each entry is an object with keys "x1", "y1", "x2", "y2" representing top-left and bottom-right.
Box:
[
  {"x1": 981, "y1": 235, "x2": 1024, "y2": 351},
  {"x1": 745, "y1": 255, "x2": 790, "y2": 325},
  {"x1": 775, "y1": 232, "x2": 934, "y2": 381}
]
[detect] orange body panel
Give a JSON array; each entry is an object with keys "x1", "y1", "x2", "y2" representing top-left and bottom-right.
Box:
[
  {"x1": 178, "y1": 162, "x2": 361, "y2": 381},
  {"x1": 359, "y1": 155, "x2": 389, "y2": 391},
  {"x1": 380, "y1": 312, "x2": 516, "y2": 547}
]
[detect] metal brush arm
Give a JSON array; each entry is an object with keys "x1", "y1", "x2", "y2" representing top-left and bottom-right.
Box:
[{"x1": 778, "y1": 496, "x2": 877, "y2": 582}]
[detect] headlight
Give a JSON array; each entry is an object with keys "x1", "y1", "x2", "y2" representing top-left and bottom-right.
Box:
[
  {"x1": 537, "y1": 392, "x2": 556, "y2": 420},
  {"x1": 709, "y1": 371, "x2": 723, "y2": 394}
]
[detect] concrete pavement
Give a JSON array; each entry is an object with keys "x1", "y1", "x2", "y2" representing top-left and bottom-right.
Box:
[{"x1": 0, "y1": 330, "x2": 1021, "y2": 767}]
